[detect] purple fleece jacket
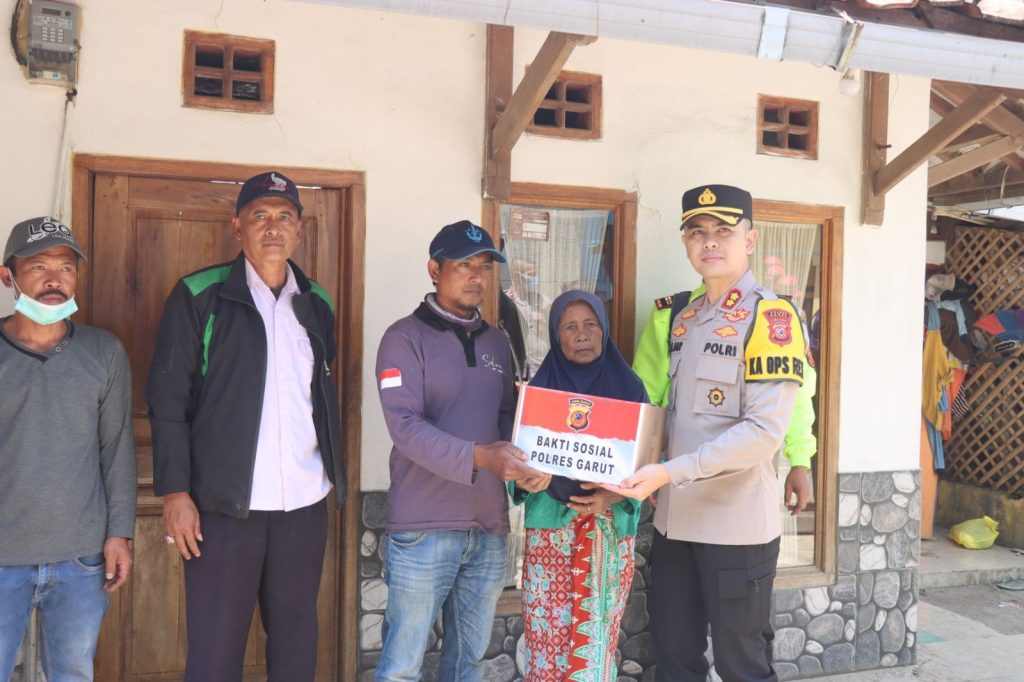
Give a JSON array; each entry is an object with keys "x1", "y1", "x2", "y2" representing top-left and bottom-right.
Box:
[{"x1": 376, "y1": 303, "x2": 515, "y2": 534}]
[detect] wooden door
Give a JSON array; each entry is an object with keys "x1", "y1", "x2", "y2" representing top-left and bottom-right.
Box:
[{"x1": 85, "y1": 173, "x2": 343, "y2": 682}]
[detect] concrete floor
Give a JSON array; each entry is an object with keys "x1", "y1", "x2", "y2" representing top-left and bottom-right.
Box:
[{"x1": 813, "y1": 530, "x2": 1024, "y2": 682}]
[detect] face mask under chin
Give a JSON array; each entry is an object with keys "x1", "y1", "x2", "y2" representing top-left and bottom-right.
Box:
[{"x1": 10, "y1": 277, "x2": 78, "y2": 326}]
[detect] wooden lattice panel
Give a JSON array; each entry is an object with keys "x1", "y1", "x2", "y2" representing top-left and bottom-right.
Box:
[
  {"x1": 947, "y1": 227, "x2": 1024, "y2": 315},
  {"x1": 944, "y1": 226, "x2": 1024, "y2": 495},
  {"x1": 945, "y1": 358, "x2": 1024, "y2": 496}
]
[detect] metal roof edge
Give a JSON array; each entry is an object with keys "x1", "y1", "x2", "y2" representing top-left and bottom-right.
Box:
[{"x1": 288, "y1": 0, "x2": 1024, "y2": 87}]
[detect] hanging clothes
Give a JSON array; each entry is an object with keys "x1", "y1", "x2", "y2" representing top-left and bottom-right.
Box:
[{"x1": 922, "y1": 302, "x2": 953, "y2": 470}]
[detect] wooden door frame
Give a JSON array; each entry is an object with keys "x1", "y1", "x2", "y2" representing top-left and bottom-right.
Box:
[
  {"x1": 71, "y1": 153, "x2": 365, "y2": 682},
  {"x1": 752, "y1": 198, "x2": 843, "y2": 590}
]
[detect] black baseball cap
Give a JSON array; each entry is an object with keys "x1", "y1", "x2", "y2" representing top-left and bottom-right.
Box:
[
  {"x1": 680, "y1": 184, "x2": 753, "y2": 229},
  {"x1": 429, "y1": 220, "x2": 506, "y2": 263},
  {"x1": 236, "y1": 171, "x2": 303, "y2": 216},
  {"x1": 4, "y1": 216, "x2": 87, "y2": 267}
]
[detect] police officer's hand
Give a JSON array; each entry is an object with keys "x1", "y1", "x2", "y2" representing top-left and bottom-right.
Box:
[
  {"x1": 516, "y1": 471, "x2": 552, "y2": 493},
  {"x1": 103, "y1": 537, "x2": 133, "y2": 592},
  {"x1": 163, "y1": 492, "x2": 203, "y2": 560},
  {"x1": 784, "y1": 465, "x2": 813, "y2": 515},
  {"x1": 600, "y1": 463, "x2": 671, "y2": 500},
  {"x1": 473, "y1": 441, "x2": 540, "y2": 481}
]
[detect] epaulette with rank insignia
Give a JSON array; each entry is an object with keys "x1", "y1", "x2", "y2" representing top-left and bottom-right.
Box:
[
  {"x1": 654, "y1": 295, "x2": 674, "y2": 310},
  {"x1": 744, "y1": 298, "x2": 806, "y2": 384}
]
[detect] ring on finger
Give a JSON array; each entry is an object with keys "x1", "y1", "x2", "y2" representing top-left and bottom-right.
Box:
[{"x1": 163, "y1": 534, "x2": 175, "y2": 545}]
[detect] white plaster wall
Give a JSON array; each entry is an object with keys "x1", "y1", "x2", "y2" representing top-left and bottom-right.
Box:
[{"x1": 0, "y1": 1, "x2": 926, "y2": 488}]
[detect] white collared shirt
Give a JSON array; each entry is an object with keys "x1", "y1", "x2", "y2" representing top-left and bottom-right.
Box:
[{"x1": 245, "y1": 259, "x2": 331, "y2": 511}]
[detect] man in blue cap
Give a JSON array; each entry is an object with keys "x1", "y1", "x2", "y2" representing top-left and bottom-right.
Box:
[
  {"x1": 148, "y1": 171, "x2": 345, "y2": 682},
  {"x1": 375, "y1": 220, "x2": 549, "y2": 681}
]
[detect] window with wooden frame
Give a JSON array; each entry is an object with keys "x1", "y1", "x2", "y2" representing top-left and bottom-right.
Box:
[
  {"x1": 757, "y1": 95, "x2": 819, "y2": 160},
  {"x1": 481, "y1": 183, "x2": 637, "y2": 614},
  {"x1": 752, "y1": 199, "x2": 843, "y2": 589},
  {"x1": 526, "y1": 70, "x2": 602, "y2": 140},
  {"x1": 182, "y1": 31, "x2": 275, "y2": 114}
]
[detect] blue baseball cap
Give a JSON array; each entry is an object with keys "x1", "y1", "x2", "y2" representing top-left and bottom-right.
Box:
[
  {"x1": 428, "y1": 220, "x2": 506, "y2": 263},
  {"x1": 236, "y1": 171, "x2": 303, "y2": 216}
]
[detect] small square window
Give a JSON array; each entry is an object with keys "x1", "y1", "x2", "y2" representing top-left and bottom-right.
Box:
[
  {"x1": 183, "y1": 31, "x2": 275, "y2": 114},
  {"x1": 757, "y1": 95, "x2": 819, "y2": 160},
  {"x1": 527, "y1": 70, "x2": 602, "y2": 141}
]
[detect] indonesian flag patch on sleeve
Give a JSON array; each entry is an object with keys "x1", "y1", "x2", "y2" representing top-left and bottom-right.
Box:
[{"x1": 380, "y1": 368, "x2": 402, "y2": 389}]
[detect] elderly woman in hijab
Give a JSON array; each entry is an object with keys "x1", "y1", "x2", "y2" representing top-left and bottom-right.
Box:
[{"x1": 513, "y1": 289, "x2": 648, "y2": 681}]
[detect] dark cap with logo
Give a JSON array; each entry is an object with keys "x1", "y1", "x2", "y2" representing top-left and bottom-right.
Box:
[
  {"x1": 4, "y1": 216, "x2": 87, "y2": 267},
  {"x1": 236, "y1": 171, "x2": 304, "y2": 216},
  {"x1": 429, "y1": 220, "x2": 506, "y2": 263},
  {"x1": 680, "y1": 184, "x2": 753, "y2": 229}
]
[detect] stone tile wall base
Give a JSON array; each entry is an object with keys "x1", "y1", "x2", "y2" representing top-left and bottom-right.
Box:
[{"x1": 357, "y1": 470, "x2": 919, "y2": 680}]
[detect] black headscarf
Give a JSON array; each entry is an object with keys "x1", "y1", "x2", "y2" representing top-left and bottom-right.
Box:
[{"x1": 529, "y1": 290, "x2": 648, "y2": 503}]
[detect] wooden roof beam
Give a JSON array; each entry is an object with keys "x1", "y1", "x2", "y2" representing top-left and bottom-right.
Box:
[
  {"x1": 490, "y1": 31, "x2": 596, "y2": 159},
  {"x1": 483, "y1": 25, "x2": 514, "y2": 199},
  {"x1": 929, "y1": 133, "x2": 1024, "y2": 187},
  {"x1": 931, "y1": 168, "x2": 1024, "y2": 198},
  {"x1": 874, "y1": 87, "x2": 1006, "y2": 197},
  {"x1": 932, "y1": 80, "x2": 1024, "y2": 172},
  {"x1": 940, "y1": 126, "x2": 1002, "y2": 155},
  {"x1": 862, "y1": 71, "x2": 889, "y2": 225}
]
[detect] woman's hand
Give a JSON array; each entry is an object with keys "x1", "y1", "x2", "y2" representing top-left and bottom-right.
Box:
[
  {"x1": 568, "y1": 484, "x2": 625, "y2": 515},
  {"x1": 600, "y1": 464, "x2": 671, "y2": 500}
]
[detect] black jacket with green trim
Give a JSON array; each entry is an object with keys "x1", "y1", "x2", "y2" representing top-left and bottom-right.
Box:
[{"x1": 147, "y1": 252, "x2": 345, "y2": 517}]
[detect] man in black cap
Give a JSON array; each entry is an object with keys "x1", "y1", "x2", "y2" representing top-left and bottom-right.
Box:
[
  {"x1": 147, "y1": 172, "x2": 345, "y2": 682},
  {"x1": 374, "y1": 220, "x2": 549, "y2": 681},
  {"x1": 0, "y1": 217, "x2": 135, "y2": 681},
  {"x1": 609, "y1": 185, "x2": 806, "y2": 681}
]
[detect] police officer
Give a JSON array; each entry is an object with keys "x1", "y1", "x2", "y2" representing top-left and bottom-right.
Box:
[
  {"x1": 608, "y1": 184, "x2": 806, "y2": 681},
  {"x1": 632, "y1": 279, "x2": 817, "y2": 515}
]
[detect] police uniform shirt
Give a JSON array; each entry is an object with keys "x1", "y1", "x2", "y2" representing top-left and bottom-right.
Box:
[{"x1": 654, "y1": 270, "x2": 807, "y2": 546}]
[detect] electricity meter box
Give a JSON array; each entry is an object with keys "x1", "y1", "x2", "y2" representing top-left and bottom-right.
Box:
[
  {"x1": 27, "y1": 0, "x2": 80, "y2": 86},
  {"x1": 511, "y1": 385, "x2": 666, "y2": 486}
]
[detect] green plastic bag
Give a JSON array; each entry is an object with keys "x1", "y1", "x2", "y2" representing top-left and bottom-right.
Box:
[{"x1": 948, "y1": 516, "x2": 1000, "y2": 549}]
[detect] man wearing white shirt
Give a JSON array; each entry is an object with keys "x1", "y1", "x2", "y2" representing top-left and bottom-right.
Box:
[{"x1": 147, "y1": 171, "x2": 344, "y2": 682}]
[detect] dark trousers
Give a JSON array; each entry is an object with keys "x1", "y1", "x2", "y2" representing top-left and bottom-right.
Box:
[
  {"x1": 649, "y1": 530, "x2": 780, "y2": 682},
  {"x1": 183, "y1": 498, "x2": 328, "y2": 682}
]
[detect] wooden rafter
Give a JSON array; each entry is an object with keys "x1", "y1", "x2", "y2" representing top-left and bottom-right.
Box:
[
  {"x1": 862, "y1": 71, "x2": 889, "y2": 226},
  {"x1": 874, "y1": 87, "x2": 1005, "y2": 196},
  {"x1": 940, "y1": 126, "x2": 1001, "y2": 155},
  {"x1": 933, "y1": 80, "x2": 1024, "y2": 172},
  {"x1": 929, "y1": 132, "x2": 1024, "y2": 187},
  {"x1": 931, "y1": 168, "x2": 1024, "y2": 206}
]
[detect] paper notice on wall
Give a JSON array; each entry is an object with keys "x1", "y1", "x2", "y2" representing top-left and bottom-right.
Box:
[{"x1": 508, "y1": 209, "x2": 550, "y2": 241}]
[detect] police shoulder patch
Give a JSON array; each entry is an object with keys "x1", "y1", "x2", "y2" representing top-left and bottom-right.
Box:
[
  {"x1": 654, "y1": 295, "x2": 674, "y2": 310},
  {"x1": 744, "y1": 298, "x2": 806, "y2": 384}
]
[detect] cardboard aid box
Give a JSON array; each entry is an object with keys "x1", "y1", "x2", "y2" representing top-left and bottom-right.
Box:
[{"x1": 511, "y1": 385, "x2": 667, "y2": 485}]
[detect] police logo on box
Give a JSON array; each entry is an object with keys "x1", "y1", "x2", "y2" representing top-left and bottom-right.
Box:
[{"x1": 567, "y1": 397, "x2": 593, "y2": 432}]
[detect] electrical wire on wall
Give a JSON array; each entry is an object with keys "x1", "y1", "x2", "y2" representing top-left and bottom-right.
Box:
[
  {"x1": 52, "y1": 87, "x2": 77, "y2": 221},
  {"x1": 9, "y1": 0, "x2": 80, "y2": 222}
]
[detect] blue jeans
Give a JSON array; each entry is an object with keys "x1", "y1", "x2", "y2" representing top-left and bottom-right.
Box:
[
  {"x1": 0, "y1": 553, "x2": 110, "y2": 682},
  {"x1": 376, "y1": 529, "x2": 507, "y2": 682}
]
